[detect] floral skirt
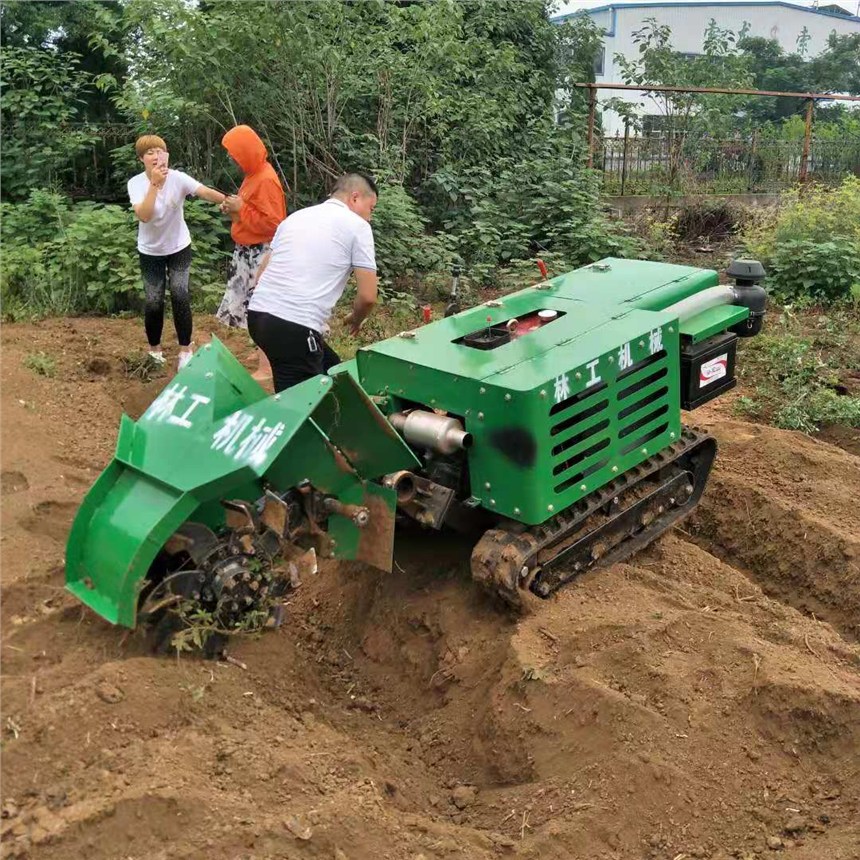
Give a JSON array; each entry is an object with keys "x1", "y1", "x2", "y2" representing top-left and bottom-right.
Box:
[{"x1": 215, "y1": 242, "x2": 270, "y2": 329}]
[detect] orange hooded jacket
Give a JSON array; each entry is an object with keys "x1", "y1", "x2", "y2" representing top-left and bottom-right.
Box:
[{"x1": 221, "y1": 125, "x2": 286, "y2": 246}]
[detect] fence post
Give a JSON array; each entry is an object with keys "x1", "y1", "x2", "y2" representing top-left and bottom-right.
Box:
[
  {"x1": 587, "y1": 86, "x2": 597, "y2": 169},
  {"x1": 799, "y1": 97, "x2": 814, "y2": 183},
  {"x1": 621, "y1": 120, "x2": 630, "y2": 196},
  {"x1": 748, "y1": 128, "x2": 757, "y2": 192}
]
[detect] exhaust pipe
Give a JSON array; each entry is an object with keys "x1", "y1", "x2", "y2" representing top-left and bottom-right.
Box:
[{"x1": 389, "y1": 411, "x2": 473, "y2": 455}]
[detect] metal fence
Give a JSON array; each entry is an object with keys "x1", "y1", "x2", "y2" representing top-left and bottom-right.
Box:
[
  {"x1": 8, "y1": 120, "x2": 860, "y2": 202},
  {"x1": 576, "y1": 83, "x2": 860, "y2": 196},
  {"x1": 597, "y1": 132, "x2": 860, "y2": 195}
]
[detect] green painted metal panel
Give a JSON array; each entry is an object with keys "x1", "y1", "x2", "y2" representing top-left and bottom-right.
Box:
[
  {"x1": 358, "y1": 302, "x2": 682, "y2": 525},
  {"x1": 66, "y1": 338, "x2": 417, "y2": 628},
  {"x1": 358, "y1": 294, "x2": 621, "y2": 385},
  {"x1": 681, "y1": 305, "x2": 749, "y2": 343},
  {"x1": 311, "y1": 369, "x2": 420, "y2": 478},
  {"x1": 327, "y1": 481, "x2": 398, "y2": 571},
  {"x1": 549, "y1": 257, "x2": 719, "y2": 310},
  {"x1": 327, "y1": 357, "x2": 360, "y2": 385}
]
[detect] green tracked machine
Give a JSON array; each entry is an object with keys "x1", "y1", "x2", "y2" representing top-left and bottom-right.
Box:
[{"x1": 65, "y1": 257, "x2": 766, "y2": 651}]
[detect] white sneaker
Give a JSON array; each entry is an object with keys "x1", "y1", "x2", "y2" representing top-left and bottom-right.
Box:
[
  {"x1": 148, "y1": 350, "x2": 166, "y2": 365},
  {"x1": 177, "y1": 350, "x2": 193, "y2": 371}
]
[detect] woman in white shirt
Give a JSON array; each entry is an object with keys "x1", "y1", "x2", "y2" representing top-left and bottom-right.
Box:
[{"x1": 127, "y1": 135, "x2": 226, "y2": 370}]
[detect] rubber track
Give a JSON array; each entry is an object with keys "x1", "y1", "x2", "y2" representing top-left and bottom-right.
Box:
[{"x1": 471, "y1": 427, "x2": 716, "y2": 608}]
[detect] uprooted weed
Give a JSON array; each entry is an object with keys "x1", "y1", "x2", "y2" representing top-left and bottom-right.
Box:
[{"x1": 120, "y1": 352, "x2": 165, "y2": 383}]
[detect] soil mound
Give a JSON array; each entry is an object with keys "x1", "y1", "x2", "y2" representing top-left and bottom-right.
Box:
[{"x1": 2, "y1": 318, "x2": 859, "y2": 860}]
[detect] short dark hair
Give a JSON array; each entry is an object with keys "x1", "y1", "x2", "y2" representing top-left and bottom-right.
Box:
[{"x1": 332, "y1": 172, "x2": 378, "y2": 198}]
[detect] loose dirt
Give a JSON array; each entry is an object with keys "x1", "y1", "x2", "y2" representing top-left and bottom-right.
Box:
[{"x1": 2, "y1": 317, "x2": 859, "y2": 860}]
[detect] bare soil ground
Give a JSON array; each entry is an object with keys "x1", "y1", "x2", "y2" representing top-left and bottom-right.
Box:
[{"x1": 2, "y1": 317, "x2": 859, "y2": 860}]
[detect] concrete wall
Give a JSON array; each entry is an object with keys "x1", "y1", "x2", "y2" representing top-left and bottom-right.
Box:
[{"x1": 605, "y1": 191, "x2": 782, "y2": 215}]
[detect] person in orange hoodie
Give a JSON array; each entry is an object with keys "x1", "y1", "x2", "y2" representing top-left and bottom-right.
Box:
[{"x1": 216, "y1": 125, "x2": 286, "y2": 379}]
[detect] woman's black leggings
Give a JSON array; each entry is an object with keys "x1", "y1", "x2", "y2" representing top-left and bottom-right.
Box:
[
  {"x1": 248, "y1": 310, "x2": 341, "y2": 393},
  {"x1": 139, "y1": 244, "x2": 193, "y2": 347}
]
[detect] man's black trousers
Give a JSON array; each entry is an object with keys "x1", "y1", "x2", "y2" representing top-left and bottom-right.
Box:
[{"x1": 248, "y1": 310, "x2": 341, "y2": 393}]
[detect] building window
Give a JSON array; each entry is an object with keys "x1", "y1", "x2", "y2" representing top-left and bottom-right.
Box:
[
  {"x1": 593, "y1": 45, "x2": 605, "y2": 76},
  {"x1": 678, "y1": 51, "x2": 702, "y2": 60}
]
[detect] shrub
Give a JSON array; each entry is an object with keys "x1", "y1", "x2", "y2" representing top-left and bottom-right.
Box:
[
  {"x1": 1, "y1": 190, "x2": 231, "y2": 318},
  {"x1": 0, "y1": 47, "x2": 99, "y2": 200},
  {"x1": 61, "y1": 203, "x2": 141, "y2": 312},
  {"x1": 428, "y1": 123, "x2": 639, "y2": 284},
  {"x1": 742, "y1": 176, "x2": 860, "y2": 304},
  {"x1": 371, "y1": 184, "x2": 452, "y2": 289},
  {"x1": 766, "y1": 238, "x2": 860, "y2": 304}
]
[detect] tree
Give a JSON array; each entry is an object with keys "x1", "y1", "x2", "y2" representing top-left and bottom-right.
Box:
[
  {"x1": 554, "y1": 15, "x2": 605, "y2": 118},
  {"x1": 603, "y1": 18, "x2": 751, "y2": 192},
  {"x1": 114, "y1": 0, "x2": 572, "y2": 208},
  {"x1": 0, "y1": 46, "x2": 99, "y2": 198},
  {"x1": 0, "y1": 0, "x2": 128, "y2": 122},
  {"x1": 737, "y1": 32, "x2": 860, "y2": 125},
  {"x1": 608, "y1": 18, "x2": 751, "y2": 132},
  {"x1": 808, "y1": 33, "x2": 860, "y2": 95}
]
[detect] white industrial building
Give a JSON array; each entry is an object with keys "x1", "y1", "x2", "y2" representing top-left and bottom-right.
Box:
[{"x1": 551, "y1": 1, "x2": 860, "y2": 135}]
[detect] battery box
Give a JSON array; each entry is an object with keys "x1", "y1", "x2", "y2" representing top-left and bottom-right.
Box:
[{"x1": 680, "y1": 332, "x2": 738, "y2": 410}]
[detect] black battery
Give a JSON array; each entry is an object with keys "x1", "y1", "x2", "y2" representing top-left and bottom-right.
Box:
[{"x1": 680, "y1": 332, "x2": 738, "y2": 410}]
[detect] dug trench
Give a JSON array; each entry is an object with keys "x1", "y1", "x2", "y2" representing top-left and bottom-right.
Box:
[{"x1": 1, "y1": 318, "x2": 859, "y2": 860}]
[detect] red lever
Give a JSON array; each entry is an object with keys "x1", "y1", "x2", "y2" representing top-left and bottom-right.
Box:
[{"x1": 536, "y1": 258, "x2": 548, "y2": 280}]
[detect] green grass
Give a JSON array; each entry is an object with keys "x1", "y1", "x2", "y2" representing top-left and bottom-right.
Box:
[
  {"x1": 23, "y1": 351, "x2": 57, "y2": 378},
  {"x1": 734, "y1": 309, "x2": 860, "y2": 433}
]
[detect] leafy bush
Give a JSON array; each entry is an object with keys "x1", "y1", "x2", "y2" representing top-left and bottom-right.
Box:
[
  {"x1": 0, "y1": 47, "x2": 100, "y2": 200},
  {"x1": 62, "y1": 203, "x2": 141, "y2": 311},
  {"x1": 0, "y1": 189, "x2": 74, "y2": 243},
  {"x1": 742, "y1": 176, "x2": 860, "y2": 304},
  {"x1": 430, "y1": 123, "x2": 639, "y2": 284},
  {"x1": 766, "y1": 238, "x2": 860, "y2": 304},
  {"x1": 371, "y1": 184, "x2": 452, "y2": 289},
  {"x1": 1, "y1": 190, "x2": 231, "y2": 318},
  {"x1": 183, "y1": 199, "x2": 233, "y2": 285}
]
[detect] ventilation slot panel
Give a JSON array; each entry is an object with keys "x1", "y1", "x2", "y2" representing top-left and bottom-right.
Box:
[
  {"x1": 618, "y1": 383, "x2": 669, "y2": 421},
  {"x1": 552, "y1": 436, "x2": 611, "y2": 478},
  {"x1": 619, "y1": 422, "x2": 669, "y2": 456},
  {"x1": 551, "y1": 415, "x2": 610, "y2": 457},
  {"x1": 617, "y1": 349, "x2": 667, "y2": 382},
  {"x1": 550, "y1": 381, "x2": 608, "y2": 418},
  {"x1": 554, "y1": 457, "x2": 610, "y2": 494}
]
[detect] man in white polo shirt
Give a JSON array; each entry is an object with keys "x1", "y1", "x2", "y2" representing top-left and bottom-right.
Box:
[{"x1": 247, "y1": 173, "x2": 378, "y2": 393}]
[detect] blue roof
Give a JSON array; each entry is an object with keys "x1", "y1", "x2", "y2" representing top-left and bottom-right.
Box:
[{"x1": 551, "y1": 2, "x2": 860, "y2": 25}]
